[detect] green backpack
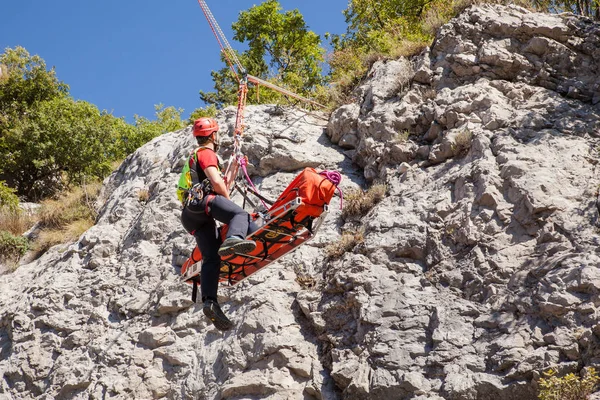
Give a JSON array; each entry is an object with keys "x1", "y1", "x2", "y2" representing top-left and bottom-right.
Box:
[
  {"x1": 177, "y1": 147, "x2": 221, "y2": 205},
  {"x1": 177, "y1": 147, "x2": 204, "y2": 205}
]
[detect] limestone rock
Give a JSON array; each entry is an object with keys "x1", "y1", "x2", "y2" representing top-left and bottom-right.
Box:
[{"x1": 1, "y1": 5, "x2": 600, "y2": 400}]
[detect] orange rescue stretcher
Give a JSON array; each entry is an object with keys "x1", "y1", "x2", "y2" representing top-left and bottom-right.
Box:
[{"x1": 180, "y1": 167, "x2": 338, "y2": 295}]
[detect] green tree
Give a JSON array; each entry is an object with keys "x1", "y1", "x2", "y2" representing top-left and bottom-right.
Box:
[
  {"x1": 0, "y1": 46, "x2": 69, "y2": 126},
  {"x1": 3, "y1": 97, "x2": 127, "y2": 198},
  {"x1": 0, "y1": 46, "x2": 188, "y2": 200},
  {"x1": 330, "y1": 0, "x2": 437, "y2": 54},
  {"x1": 326, "y1": 0, "x2": 456, "y2": 98},
  {"x1": 200, "y1": 0, "x2": 326, "y2": 108},
  {"x1": 118, "y1": 104, "x2": 184, "y2": 155},
  {"x1": 187, "y1": 104, "x2": 218, "y2": 125}
]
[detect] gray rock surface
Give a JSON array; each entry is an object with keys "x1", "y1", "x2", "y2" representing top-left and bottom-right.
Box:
[
  {"x1": 1, "y1": 4, "x2": 600, "y2": 400},
  {"x1": 0, "y1": 106, "x2": 360, "y2": 400},
  {"x1": 324, "y1": 4, "x2": 600, "y2": 399}
]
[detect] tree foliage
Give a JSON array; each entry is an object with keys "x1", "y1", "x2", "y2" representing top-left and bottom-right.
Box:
[
  {"x1": 0, "y1": 181, "x2": 19, "y2": 210},
  {"x1": 534, "y1": 0, "x2": 599, "y2": 18},
  {"x1": 187, "y1": 104, "x2": 218, "y2": 125},
  {"x1": 325, "y1": 0, "x2": 450, "y2": 99},
  {"x1": 0, "y1": 47, "x2": 186, "y2": 200},
  {"x1": 3, "y1": 97, "x2": 127, "y2": 198},
  {"x1": 200, "y1": 0, "x2": 326, "y2": 108},
  {"x1": 0, "y1": 46, "x2": 69, "y2": 125},
  {"x1": 119, "y1": 104, "x2": 185, "y2": 155},
  {"x1": 336, "y1": 0, "x2": 430, "y2": 49}
]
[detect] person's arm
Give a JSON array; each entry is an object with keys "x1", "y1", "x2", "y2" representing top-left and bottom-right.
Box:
[{"x1": 204, "y1": 166, "x2": 230, "y2": 200}]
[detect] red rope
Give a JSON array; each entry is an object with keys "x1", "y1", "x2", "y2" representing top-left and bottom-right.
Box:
[{"x1": 195, "y1": 0, "x2": 329, "y2": 199}]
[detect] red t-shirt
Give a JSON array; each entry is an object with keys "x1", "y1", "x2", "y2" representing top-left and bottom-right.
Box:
[{"x1": 196, "y1": 148, "x2": 218, "y2": 171}]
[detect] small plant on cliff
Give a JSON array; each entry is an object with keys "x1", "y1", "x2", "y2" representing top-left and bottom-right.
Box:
[
  {"x1": 538, "y1": 368, "x2": 600, "y2": 400},
  {"x1": 453, "y1": 128, "x2": 473, "y2": 155},
  {"x1": 393, "y1": 130, "x2": 410, "y2": 143},
  {"x1": 137, "y1": 188, "x2": 150, "y2": 203},
  {"x1": 342, "y1": 183, "x2": 387, "y2": 220},
  {"x1": 0, "y1": 230, "x2": 29, "y2": 267},
  {"x1": 325, "y1": 229, "x2": 365, "y2": 260}
]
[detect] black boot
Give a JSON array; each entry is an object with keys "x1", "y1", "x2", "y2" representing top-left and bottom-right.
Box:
[
  {"x1": 218, "y1": 236, "x2": 256, "y2": 257},
  {"x1": 203, "y1": 298, "x2": 233, "y2": 331}
]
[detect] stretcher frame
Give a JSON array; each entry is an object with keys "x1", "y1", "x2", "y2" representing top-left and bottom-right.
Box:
[{"x1": 180, "y1": 196, "x2": 329, "y2": 287}]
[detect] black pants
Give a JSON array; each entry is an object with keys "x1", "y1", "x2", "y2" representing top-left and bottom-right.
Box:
[{"x1": 181, "y1": 195, "x2": 258, "y2": 300}]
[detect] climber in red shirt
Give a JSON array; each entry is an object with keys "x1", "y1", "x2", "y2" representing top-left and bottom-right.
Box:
[{"x1": 180, "y1": 117, "x2": 258, "y2": 331}]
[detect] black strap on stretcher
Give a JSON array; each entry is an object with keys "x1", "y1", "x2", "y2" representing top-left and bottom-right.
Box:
[{"x1": 191, "y1": 278, "x2": 199, "y2": 303}]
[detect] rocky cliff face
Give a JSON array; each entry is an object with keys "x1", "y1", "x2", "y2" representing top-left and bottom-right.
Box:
[{"x1": 1, "y1": 4, "x2": 600, "y2": 400}]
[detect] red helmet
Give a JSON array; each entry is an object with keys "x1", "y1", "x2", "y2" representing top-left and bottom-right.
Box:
[{"x1": 193, "y1": 117, "x2": 219, "y2": 137}]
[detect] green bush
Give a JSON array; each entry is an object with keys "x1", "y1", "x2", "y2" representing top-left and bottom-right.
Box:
[
  {"x1": 119, "y1": 104, "x2": 185, "y2": 155},
  {"x1": 33, "y1": 182, "x2": 101, "y2": 256},
  {"x1": 0, "y1": 181, "x2": 19, "y2": 210},
  {"x1": 2, "y1": 96, "x2": 127, "y2": 198},
  {"x1": 0, "y1": 47, "x2": 191, "y2": 201},
  {"x1": 0, "y1": 230, "x2": 29, "y2": 262},
  {"x1": 538, "y1": 368, "x2": 600, "y2": 400}
]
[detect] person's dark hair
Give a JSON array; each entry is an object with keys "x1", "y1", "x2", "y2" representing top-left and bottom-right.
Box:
[{"x1": 196, "y1": 132, "x2": 214, "y2": 146}]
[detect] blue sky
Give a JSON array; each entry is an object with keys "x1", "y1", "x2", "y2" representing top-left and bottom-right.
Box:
[{"x1": 1, "y1": 0, "x2": 348, "y2": 122}]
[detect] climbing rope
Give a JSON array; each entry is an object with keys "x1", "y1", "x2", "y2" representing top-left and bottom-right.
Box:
[
  {"x1": 237, "y1": 155, "x2": 270, "y2": 211},
  {"x1": 247, "y1": 75, "x2": 326, "y2": 109},
  {"x1": 196, "y1": 0, "x2": 330, "y2": 196},
  {"x1": 197, "y1": 0, "x2": 245, "y2": 81},
  {"x1": 320, "y1": 170, "x2": 343, "y2": 209}
]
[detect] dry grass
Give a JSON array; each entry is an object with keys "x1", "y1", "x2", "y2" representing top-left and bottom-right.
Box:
[
  {"x1": 31, "y1": 181, "x2": 101, "y2": 256},
  {"x1": 34, "y1": 219, "x2": 91, "y2": 254},
  {"x1": 389, "y1": 39, "x2": 430, "y2": 59},
  {"x1": 342, "y1": 184, "x2": 388, "y2": 220},
  {"x1": 293, "y1": 264, "x2": 317, "y2": 289},
  {"x1": 0, "y1": 208, "x2": 34, "y2": 235},
  {"x1": 137, "y1": 188, "x2": 150, "y2": 203},
  {"x1": 325, "y1": 229, "x2": 365, "y2": 260},
  {"x1": 0, "y1": 180, "x2": 102, "y2": 270},
  {"x1": 38, "y1": 182, "x2": 101, "y2": 229},
  {"x1": 453, "y1": 128, "x2": 473, "y2": 155},
  {"x1": 34, "y1": 230, "x2": 68, "y2": 254}
]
